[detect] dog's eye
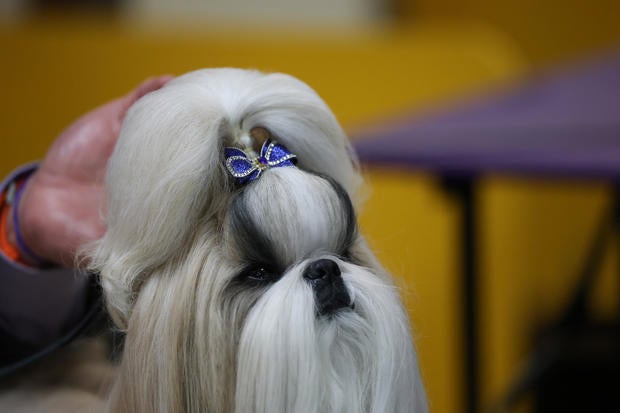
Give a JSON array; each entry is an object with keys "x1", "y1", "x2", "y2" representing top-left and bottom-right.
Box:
[{"x1": 241, "y1": 266, "x2": 278, "y2": 284}]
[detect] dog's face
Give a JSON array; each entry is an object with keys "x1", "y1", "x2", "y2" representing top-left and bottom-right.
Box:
[
  {"x1": 90, "y1": 69, "x2": 427, "y2": 412},
  {"x1": 223, "y1": 169, "x2": 357, "y2": 322},
  {"x1": 222, "y1": 168, "x2": 423, "y2": 412}
]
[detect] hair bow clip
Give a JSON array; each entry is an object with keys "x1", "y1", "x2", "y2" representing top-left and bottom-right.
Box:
[{"x1": 224, "y1": 138, "x2": 297, "y2": 185}]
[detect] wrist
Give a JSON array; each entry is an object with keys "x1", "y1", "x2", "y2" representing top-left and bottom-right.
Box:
[
  {"x1": 14, "y1": 175, "x2": 54, "y2": 267},
  {"x1": 0, "y1": 172, "x2": 52, "y2": 268},
  {"x1": 4, "y1": 205, "x2": 40, "y2": 268},
  {"x1": 1, "y1": 179, "x2": 32, "y2": 265}
]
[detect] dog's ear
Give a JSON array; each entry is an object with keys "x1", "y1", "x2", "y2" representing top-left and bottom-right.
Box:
[{"x1": 88, "y1": 82, "x2": 233, "y2": 326}]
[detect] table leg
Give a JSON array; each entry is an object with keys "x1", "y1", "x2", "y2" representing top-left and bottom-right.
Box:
[
  {"x1": 613, "y1": 184, "x2": 620, "y2": 320},
  {"x1": 442, "y1": 176, "x2": 479, "y2": 413}
]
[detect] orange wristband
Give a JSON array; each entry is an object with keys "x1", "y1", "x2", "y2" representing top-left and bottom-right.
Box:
[{"x1": 0, "y1": 180, "x2": 31, "y2": 265}]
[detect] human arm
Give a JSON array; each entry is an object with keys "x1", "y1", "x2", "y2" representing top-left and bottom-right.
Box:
[{"x1": 0, "y1": 76, "x2": 172, "y2": 370}]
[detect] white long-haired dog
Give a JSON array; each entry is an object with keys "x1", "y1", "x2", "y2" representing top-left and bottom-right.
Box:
[{"x1": 2, "y1": 69, "x2": 428, "y2": 412}]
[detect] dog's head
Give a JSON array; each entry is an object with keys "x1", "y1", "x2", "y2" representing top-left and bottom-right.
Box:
[{"x1": 89, "y1": 69, "x2": 426, "y2": 412}]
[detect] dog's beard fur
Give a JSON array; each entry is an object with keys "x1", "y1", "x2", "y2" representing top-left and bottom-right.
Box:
[{"x1": 4, "y1": 69, "x2": 427, "y2": 412}]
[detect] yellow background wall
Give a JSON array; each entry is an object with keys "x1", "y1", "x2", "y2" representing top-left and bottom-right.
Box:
[
  {"x1": 1, "y1": 4, "x2": 619, "y2": 412},
  {"x1": 401, "y1": 0, "x2": 620, "y2": 65}
]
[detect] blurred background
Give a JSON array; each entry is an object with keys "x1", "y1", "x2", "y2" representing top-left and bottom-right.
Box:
[{"x1": 1, "y1": 1, "x2": 619, "y2": 412}]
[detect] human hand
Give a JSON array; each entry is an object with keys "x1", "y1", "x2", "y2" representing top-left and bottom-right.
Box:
[{"x1": 6, "y1": 76, "x2": 173, "y2": 267}]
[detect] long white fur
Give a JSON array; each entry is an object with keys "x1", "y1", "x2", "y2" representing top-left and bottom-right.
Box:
[
  {"x1": 235, "y1": 259, "x2": 426, "y2": 413},
  {"x1": 83, "y1": 68, "x2": 428, "y2": 412}
]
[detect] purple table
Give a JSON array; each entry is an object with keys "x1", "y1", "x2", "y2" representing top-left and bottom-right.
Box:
[
  {"x1": 355, "y1": 50, "x2": 620, "y2": 179},
  {"x1": 354, "y1": 50, "x2": 620, "y2": 413}
]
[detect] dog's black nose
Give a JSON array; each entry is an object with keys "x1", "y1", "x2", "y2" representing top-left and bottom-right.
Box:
[
  {"x1": 303, "y1": 258, "x2": 341, "y2": 281},
  {"x1": 303, "y1": 259, "x2": 352, "y2": 316}
]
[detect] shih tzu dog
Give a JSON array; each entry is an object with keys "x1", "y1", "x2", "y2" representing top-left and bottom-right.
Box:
[{"x1": 3, "y1": 69, "x2": 428, "y2": 412}]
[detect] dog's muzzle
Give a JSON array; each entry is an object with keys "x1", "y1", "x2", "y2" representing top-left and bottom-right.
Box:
[{"x1": 303, "y1": 259, "x2": 353, "y2": 316}]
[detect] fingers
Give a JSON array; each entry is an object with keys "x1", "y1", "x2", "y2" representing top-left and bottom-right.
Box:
[
  {"x1": 91, "y1": 75, "x2": 172, "y2": 135},
  {"x1": 134, "y1": 75, "x2": 175, "y2": 100},
  {"x1": 121, "y1": 75, "x2": 175, "y2": 112}
]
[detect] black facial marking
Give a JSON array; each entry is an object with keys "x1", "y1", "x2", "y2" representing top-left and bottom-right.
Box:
[
  {"x1": 228, "y1": 192, "x2": 281, "y2": 271},
  {"x1": 319, "y1": 175, "x2": 358, "y2": 257}
]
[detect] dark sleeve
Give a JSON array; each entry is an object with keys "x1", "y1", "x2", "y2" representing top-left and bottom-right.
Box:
[{"x1": 0, "y1": 165, "x2": 101, "y2": 374}]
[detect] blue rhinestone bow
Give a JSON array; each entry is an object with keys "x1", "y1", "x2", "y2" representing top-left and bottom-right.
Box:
[{"x1": 224, "y1": 139, "x2": 297, "y2": 185}]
